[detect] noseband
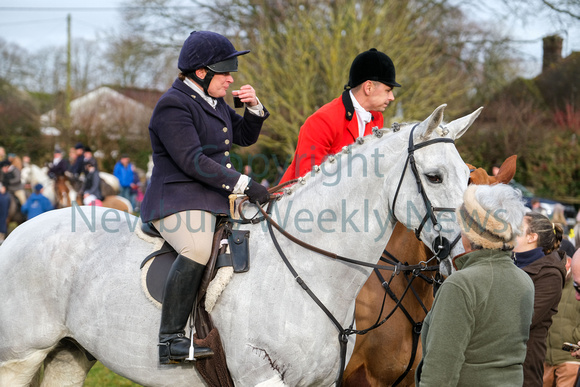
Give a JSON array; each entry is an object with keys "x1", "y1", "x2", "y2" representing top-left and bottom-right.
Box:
[{"x1": 390, "y1": 124, "x2": 462, "y2": 259}]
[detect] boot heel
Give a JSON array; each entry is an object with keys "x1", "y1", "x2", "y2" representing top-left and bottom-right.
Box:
[{"x1": 158, "y1": 343, "x2": 173, "y2": 365}]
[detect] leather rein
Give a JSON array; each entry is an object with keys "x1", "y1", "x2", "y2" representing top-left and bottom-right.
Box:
[{"x1": 236, "y1": 126, "x2": 461, "y2": 386}]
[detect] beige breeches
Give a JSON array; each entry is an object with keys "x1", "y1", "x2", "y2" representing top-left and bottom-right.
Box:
[
  {"x1": 153, "y1": 210, "x2": 216, "y2": 265},
  {"x1": 14, "y1": 190, "x2": 26, "y2": 206}
]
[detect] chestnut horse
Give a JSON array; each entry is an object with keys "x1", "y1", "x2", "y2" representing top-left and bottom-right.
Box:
[{"x1": 343, "y1": 155, "x2": 517, "y2": 387}]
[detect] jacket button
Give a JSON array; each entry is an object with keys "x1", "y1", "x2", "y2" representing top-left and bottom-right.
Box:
[
  {"x1": 223, "y1": 127, "x2": 228, "y2": 132},
  {"x1": 191, "y1": 95, "x2": 196, "y2": 99},
  {"x1": 224, "y1": 151, "x2": 230, "y2": 156},
  {"x1": 226, "y1": 163, "x2": 232, "y2": 168},
  {"x1": 225, "y1": 185, "x2": 230, "y2": 190},
  {"x1": 225, "y1": 139, "x2": 230, "y2": 145},
  {"x1": 222, "y1": 184, "x2": 226, "y2": 188}
]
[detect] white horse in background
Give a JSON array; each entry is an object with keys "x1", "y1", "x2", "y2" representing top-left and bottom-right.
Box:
[
  {"x1": 20, "y1": 164, "x2": 57, "y2": 203},
  {"x1": 21, "y1": 164, "x2": 131, "y2": 212},
  {"x1": 0, "y1": 104, "x2": 481, "y2": 386}
]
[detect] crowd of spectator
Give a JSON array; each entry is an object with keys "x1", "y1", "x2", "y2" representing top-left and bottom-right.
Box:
[{"x1": 0, "y1": 144, "x2": 145, "y2": 244}]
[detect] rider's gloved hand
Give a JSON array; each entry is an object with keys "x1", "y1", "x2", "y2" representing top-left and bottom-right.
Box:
[{"x1": 245, "y1": 179, "x2": 270, "y2": 205}]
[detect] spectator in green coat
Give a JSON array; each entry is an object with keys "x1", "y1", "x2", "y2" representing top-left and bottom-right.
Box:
[{"x1": 416, "y1": 184, "x2": 534, "y2": 387}]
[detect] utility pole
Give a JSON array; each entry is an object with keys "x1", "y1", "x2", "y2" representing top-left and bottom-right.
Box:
[{"x1": 63, "y1": 13, "x2": 72, "y2": 143}]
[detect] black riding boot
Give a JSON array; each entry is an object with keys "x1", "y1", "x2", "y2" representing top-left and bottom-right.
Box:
[{"x1": 158, "y1": 255, "x2": 214, "y2": 364}]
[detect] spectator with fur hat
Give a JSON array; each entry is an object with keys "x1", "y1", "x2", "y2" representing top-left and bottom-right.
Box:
[
  {"x1": 280, "y1": 48, "x2": 400, "y2": 183},
  {"x1": 21, "y1": 183, "x2": 53, "y2": 220},
  {"x1": 416, "y1": 184, "x2": 534, "y2": 386},
  {"x1": 513, "y1": 212, "x2": 567, "y2": 386}
]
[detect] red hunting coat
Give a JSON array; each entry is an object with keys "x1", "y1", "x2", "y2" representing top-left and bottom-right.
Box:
[{"x1": 280, "y1": 90, "x2": 384, "y2": 183}]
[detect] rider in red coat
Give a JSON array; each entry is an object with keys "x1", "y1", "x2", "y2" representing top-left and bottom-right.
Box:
[{"x1": 279, "y1": 48, "x2": 401, "y2": 183}]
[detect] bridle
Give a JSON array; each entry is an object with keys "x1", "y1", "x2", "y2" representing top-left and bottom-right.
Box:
[
  {"x1": 237, "y1": 126, "x2": 464, "y2": 387},
  {"x1": 390, "y1": 124, "x2": 462, "y2": 259}
]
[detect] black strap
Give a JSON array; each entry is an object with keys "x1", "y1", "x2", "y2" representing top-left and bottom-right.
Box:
[
  {"x1": 256, "y1": 203, "x2": 438, "y2": 273},
  {"x1": 373, "y1": 252, "x2": 435, "y2": 386},
  {"x1": 393, "y1": 321, "x2": 422, "y2": 386},
  {"x1": 267, "y1": 219, "x2": 348, "y2": 387}
]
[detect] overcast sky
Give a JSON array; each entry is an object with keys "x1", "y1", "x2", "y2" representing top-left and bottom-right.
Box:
[
  {"x1": 0, "y1": 0, "x2": 122, "y2": 50},
  {"x1": 0, "y1": 0, "x2": 578, "y2": 78}
]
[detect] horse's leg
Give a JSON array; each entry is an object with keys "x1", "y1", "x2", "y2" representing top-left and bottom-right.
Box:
[
  {"x1": 40, "y1": 340, "x2": 95, "y2": 387},
  {"x1": 0, "y1": 348, "x2": 52, "y2": 387}
]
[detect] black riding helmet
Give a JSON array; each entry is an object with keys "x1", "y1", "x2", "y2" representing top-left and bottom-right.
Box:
[
  {"x1": 346, "y1": 48, "x2": 401, "y2": 89},
  {"x1": 178, "y1": 31, "x2": 250, "y2": 96}
]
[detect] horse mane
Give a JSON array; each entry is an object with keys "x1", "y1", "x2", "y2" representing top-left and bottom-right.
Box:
[{"x1": 282, "y1": 122, "x2": 418, "y2": 197}]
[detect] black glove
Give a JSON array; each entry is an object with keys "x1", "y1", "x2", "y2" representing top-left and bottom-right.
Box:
[{"x1": 245, "y1": 179, "x2": 270, "y2": 205}]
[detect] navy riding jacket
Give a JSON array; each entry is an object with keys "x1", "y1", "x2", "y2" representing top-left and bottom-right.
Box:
[{"x1": 140, "y1": 79, "x2": 269, "y2": 223}]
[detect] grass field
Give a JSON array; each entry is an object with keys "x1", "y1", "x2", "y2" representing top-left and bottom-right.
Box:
[{"x1": 84, "y1": 362, "x2": 142, "y2": 386}]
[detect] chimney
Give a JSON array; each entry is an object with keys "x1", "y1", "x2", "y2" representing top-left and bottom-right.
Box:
[{"x1": 542, "y1": 35, "x2": 563, "y2": 72}]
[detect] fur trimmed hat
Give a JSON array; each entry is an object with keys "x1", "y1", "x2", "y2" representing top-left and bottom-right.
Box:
[{"x1": 456, "y1": 185, "x2": 517, "y2": 250}]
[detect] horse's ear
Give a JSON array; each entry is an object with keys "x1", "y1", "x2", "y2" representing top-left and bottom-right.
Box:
[
  {"x1": 494, "y1": 155, "x2": 517, "y2": 184},
  {"x1": 467, "y1": 164, "x2": 493, "y2": 185},
  {"x1": 418, "y1": 104, "x2": 446, "y2": 140},
  {"x1": 446, "y1": 106, "x2": 483, "y2": 140}
]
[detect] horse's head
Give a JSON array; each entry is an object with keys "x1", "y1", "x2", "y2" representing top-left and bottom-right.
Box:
[{"x1": 388, "y1": 104, "x2": 482, "y2": 261}]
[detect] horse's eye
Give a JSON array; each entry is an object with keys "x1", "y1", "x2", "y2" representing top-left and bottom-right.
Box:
[{"x1": 426, "y1": 174, "x2": 442, "y2": 184}]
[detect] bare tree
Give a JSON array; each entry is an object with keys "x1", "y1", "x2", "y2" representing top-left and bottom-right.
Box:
[
  {"x1": 114, "y1": 0, "x2": 522, "y2": 161},
  {"x1": 0, "y1": 38, "x2": 28, "y2": 82},
  {"x1": 101, "y1": 34, "x2": 177, "y2": 89}
]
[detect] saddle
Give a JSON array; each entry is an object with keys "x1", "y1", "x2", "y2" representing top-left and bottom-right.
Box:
[{"x1": 140, "y1": 219, "x2": 249, "y2": 387}]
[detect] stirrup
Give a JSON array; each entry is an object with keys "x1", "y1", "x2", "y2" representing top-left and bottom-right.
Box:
[{"x1": 185, "y1": 338, "x2": 196, "y2": 362}]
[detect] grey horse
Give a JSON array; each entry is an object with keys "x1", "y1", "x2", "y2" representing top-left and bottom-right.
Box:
[{"x1": 0, "y1": 104, "x2": 481, "y2": 386}]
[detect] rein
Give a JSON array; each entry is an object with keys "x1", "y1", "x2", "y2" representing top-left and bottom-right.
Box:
[
  {"x1": 235, "y1": 128, "x2": 462, "y2": 386},
  {"x1": 255, "y1": 203, "x2": 440, "y2": 386}
]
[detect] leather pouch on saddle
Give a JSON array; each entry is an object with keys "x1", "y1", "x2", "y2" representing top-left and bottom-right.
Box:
[{"x1": 216, "y1": 229, "x2": 250, "y2": 273}]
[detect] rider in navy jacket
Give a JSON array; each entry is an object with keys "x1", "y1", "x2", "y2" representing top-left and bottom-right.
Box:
[
  {"x1": 140, "y1": 31, "x2": 270, "y2": 365},
  {"x1": 140, "y1": 79, "x2": 268, "y2": 222}
]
